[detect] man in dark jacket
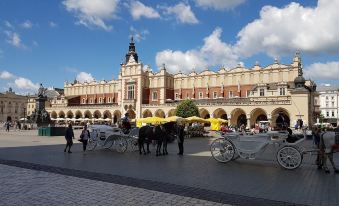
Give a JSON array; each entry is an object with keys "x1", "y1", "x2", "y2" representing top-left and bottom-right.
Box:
[
  {"x1": 64, "y1": 123, "x2": 74, "y2": 153},
  {"x1": 176, "y1": 122, "x2": 185, "y2": 155}
]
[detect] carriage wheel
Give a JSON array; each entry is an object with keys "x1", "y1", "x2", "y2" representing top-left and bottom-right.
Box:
[
  {"x1": 103, "y1": 140, "x2": 114, "y2": 149},
  {"x1": 210, "y1": 138, "x2": 235, "y2": 163},
  {"x1": 115, "y1": 137, "x2": 128, "y2": 153},
  {"x1": 277, "y1": 146, "x2": 303, "y2": 170},
  {"x1": 129, "y1": 138, "x2": 138, "y2": 151},
  {"x1": 87, "y1": 139, "x2": 97, "y2": 151}
]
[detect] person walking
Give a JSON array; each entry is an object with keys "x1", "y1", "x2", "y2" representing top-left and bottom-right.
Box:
[
  {"x1": 176, "y1": 121, "x2": 185, "y2": 155},
  {"x1": 80, "y1": 125, "x2": 90, "y2": 152},
  {"x1": 5, "y1": 121, "x2": 10, "y2": 132},
  {"x1": 64, "y1": 123, "x2": 74, "y2": 153}
]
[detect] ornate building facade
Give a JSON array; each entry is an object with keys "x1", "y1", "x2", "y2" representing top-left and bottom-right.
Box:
[
  {"x1": 47, "y1": 38, "x2": 319, "y2": 128},
  {"x1": 0, "y1": 88, "x2": 27, "y2": 122}
]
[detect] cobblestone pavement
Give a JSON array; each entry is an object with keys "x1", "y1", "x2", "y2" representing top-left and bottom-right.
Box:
[
  {"x1": 0, "y1": 130, "x2": 338, "y2": 206},
  {"x1": 0, "y1": 164, "x2": 229, "y2": 206}
]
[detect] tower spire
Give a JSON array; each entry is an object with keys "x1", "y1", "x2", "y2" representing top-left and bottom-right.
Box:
[{"x1": 125, "y1": 35, "x2": 138, "y2": 64}]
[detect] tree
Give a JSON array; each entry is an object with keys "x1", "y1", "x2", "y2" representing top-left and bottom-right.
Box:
[{"x1": 176, "y1": 100, "x2": 199, "y2": 118}]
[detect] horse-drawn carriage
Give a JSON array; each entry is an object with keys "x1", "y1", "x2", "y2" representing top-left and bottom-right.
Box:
[
  {"x1": 210, "y1": 130, "x2": 308, "y2": 169},
  {"x1": 87, "y1": 125, "x2": 138, "y2": 152}
]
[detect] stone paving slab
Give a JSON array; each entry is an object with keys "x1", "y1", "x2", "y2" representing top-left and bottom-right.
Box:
[
  {"x1": 0, "y1": 164, "x2": 229, "y2": 206},
  {"x1": 0, "y1": 160, "x2": 302, "y2": 206}
]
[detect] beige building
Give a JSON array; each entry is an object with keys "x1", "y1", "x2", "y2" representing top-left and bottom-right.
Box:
[
  {"x1": 47, "y1": 38, "x2": 319, "y2": 128},
  {"x1": 0, "y1": 88, "x2": 27, "y2": 122}
]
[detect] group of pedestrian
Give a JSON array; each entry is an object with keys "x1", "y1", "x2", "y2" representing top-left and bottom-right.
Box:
[{"x1": 64, "y1": 123, "x2": 90, "y2": 153}]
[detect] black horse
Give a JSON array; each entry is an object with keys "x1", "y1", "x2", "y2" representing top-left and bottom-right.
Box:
[{"x1": 138, "y1": 124, "x2": 169, "y2": 156}]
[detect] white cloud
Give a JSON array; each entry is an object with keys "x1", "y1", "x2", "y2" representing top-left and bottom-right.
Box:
[
  {"x1": 49, "y1": 21, "x2": 58, "y2": 28},
  {"x1": 76, "y1": 72, "x2": 95, "y2": 83},
  {"x1": 4, "y1": 31, "x2": 25, "y2": 48},
  {"x1": 129, "y1": 26, "x2": 149, "y2": 42},
  {"x1": 234, "y1": 0, "x2": 339, "y2": 57},
  {"x1": 21, "y1": 20, "x2": 33, "y2": 29},
  {"x1": 14, "y1": 77, "x2": 39, "y2": 91},
  {"x1": 304, "y1": 61, "x2": 339, "y2": 80},
  {"x1": 63, "y1": 0, "x2": 119, "y2": 31},
  {"x1": 0, "y1": 71, "x2": 15, "y2": 79},
  {"x1": 164, "y1": 3, "x2": 199, "y2": 24},
  {"x1": 156, "y1": 27, "x2": 238, "y2": 73},
  {"x1": 130, "y1": 1, "x2": 160, "y2": 20},
  {"x1": 4, "y1": 21, "x2": 14, "y2": 29},
  {"x1": 194, "y1": 0, "x2": 245, "y2": 10}
]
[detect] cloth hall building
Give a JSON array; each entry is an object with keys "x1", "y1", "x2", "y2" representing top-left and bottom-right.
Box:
[{"x1": 47, "y1": 38, "x2": 319, "y2": 128}]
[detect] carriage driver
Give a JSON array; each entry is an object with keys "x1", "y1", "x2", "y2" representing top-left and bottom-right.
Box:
[{"x1": 121, "y1": 113, "x2": 131, "y2": 134}]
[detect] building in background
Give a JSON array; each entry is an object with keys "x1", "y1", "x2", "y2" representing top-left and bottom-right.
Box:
[
  {"x1": 318, "y1": 84, "x2": 339, "y2": 127},
  {"x1": 47, "y1": 38, "x2": 318, "y2": 128},
  {"x1": 0, "y1": 88, "x2": 27, "y2": 122}
]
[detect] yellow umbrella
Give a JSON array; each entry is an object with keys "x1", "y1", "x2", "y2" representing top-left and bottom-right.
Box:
[
  {"x1": 137, "y1": 117, "x2": 167, "y2": 126},
  {"x1": 164, "y1": 116, "x2": 187, "y2": 123},
  {"x1": 208, "y1": 118, "x2": 222, "y2": 131},
  {"x1": 185, "y1": 116, "x2": 209, "y2": 123}
]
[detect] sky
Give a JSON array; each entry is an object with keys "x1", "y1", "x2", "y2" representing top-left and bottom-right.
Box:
[{"x1": 1, "y1": 0, "x2": 339, "y2": 94}]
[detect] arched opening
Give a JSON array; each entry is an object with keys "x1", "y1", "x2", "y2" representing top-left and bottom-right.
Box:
[
  {"x1": 199, "y1": 108, "x2": 210, "y2": 119},
  {"x1": 93, "y1": 110, "x2": 101, "y2": 119},
  {"x1": 51, "y1": 111, "x2": 57, "y2": 119},
  {"x1": 58, "y1": 111, "x2": 65, "y2": 118},
  {"x1": 113, "y1": 110, "x2": 121, "y2": 124},
  {"x1": 250, "y1": 108, "x2": 268, "y2": 128},
  {"x1": 168, "y1": 109, "x2": 176, "y2": 117},
  {"x1": 66, "y1": 111, "x2": 74, "y2": 118},
  {"x1": 84, "y1": 110, "x2": 92, "y2": 119},
  {"x1": 155, "y1": 109, "x2": 165, "y2": 118},
  {"x1": 75, "y1": 110, "x2": 82, "y2": 119},
  {"x1": 272, "y1": 108, "x2": 290, "y2": 129},
  {"x1": 126, "y1": 109, "x2": 136, "y2": 119},
  {"x1": 103, "y1": 110, "x2": 112, "y2": 119},
  {"x1": 213, "y1": 108, "x2": 227, "y2": 119},
  {"x1": 142, "y1": 109, "x2": 153, "y2": 118},
  {"x1": 230, "y1": 108, "x2": 246, "y2": 127}
]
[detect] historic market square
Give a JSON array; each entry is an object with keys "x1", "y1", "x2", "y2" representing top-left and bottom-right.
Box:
[{"x1": 1, "y1": 0, "x2": 339, "y2": 205}]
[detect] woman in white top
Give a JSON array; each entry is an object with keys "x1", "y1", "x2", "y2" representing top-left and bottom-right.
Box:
[{"x1": 81, "y1": 125, "x2": 90, "y2": 151}]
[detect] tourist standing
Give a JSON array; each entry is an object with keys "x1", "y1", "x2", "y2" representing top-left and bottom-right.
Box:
[
  {"x1": 64, "y1": 123, "x2": 74, "y2": 153},
  {"x1": 5, "y1": 121, "x2": 10, "y2": 132},
  {"x1": 176, "y1": 121, "x2": 185, "y2": 155},
  {"x1": 81, "y1": 125, "x2": 90, "y2": 152}
]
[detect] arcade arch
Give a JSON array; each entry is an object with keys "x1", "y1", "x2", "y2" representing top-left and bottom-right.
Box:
[
  {"x1": 66, "y1": 110, "x2": 73, "y2": 118},
  {"x1": 58, "y1": 111, "x2": 65, "y2": 118},
  {"x1": 93, "y1": 110, "x2": 101, "y2": 119},
  {"x1": 142, "y1": 109, "x2": 153, "y2": 118},
  {"x1": 199, "y1": 108, "x2": 210, "y2": 119},
  {"x1": 213, "y1": 108, "x2": 227, "y2": 119},
  {"x1": 51, "y1": 111, "x2": 57, "y2": 119},
  {"x1": 75, "y1": 110, "x2": 82, "y2": 119},
  {"x1": 113, "y1": 110, "x2": 121, "y2": 123},
  {"x1": 250, "y1": 108, "x2": 268, "y2": 127},
  {"x1": 155, "y1": 109, "x2": 165, "y2": 118},
  {"x1": 230, "y1": 108, "x2": 247, "y2": 127},
  {"x1": 103, "y1": 110, "x2": 112, "y2": 119},
  {"x1": 271, "y1": 108, "x2": 290, "y2": 128},
  {"x1": 167, "y1": 109, "x2": 176, "y2": 117},
  {"x1": 84, "y1": 110, "x2": 92, "y2": 119},
  {"x1": 126, "y1": 109, "x2": 136, "y2": 119}
]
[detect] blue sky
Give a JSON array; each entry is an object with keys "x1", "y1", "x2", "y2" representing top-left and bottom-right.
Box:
[{"x1": 1, "y1": 0, "x2": 339, "y2": 94}]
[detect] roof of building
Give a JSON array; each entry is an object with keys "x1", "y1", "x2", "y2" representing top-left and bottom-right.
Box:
[{"x1": 317, "y1": 85, "x2": 339, "y2": 92}]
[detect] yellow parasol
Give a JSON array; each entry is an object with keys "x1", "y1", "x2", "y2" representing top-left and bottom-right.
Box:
[
  {"x1": 185, "y1": 116, "x2": 209, "y2": 123},
  {"x1": 164, "y1": 116, "x2": 187, "y2": 123},
  {"x1": 136, "y1": 117, "x2": 167, "y2": 127}
]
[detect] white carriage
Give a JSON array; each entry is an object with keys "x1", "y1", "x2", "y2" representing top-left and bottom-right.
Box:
[
  {"x1": 87, "y1": 125, "x2": 128, "y2": 152},
  {"x1": 210, "y1": 131, "x2": 307, "y2": 170}
]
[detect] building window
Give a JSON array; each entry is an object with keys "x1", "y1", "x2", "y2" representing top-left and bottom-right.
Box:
[
  {"x1": 326, "y1": 96, "x2": 329, "y2": 100},
  {"x1": 108, "y1": 97, "x2": 111, "y2": 103},
  {"x1": 82, "y1": 98, "x2": 85, "y2": 104},
  {"x1": 213, "y1": 92, "x2": 218, "y2": 99},
  {"x1": 326, "y1": 103, "x2": 329, "y2": 107},
  {"x1": 99, "y1": 97, "x2": 102, "y2": 103},
  {"x1": 331, "y1": 96, "x2": 334, "y2": 100},
  {"x1": 326, "y1": 111, "x2": 329, "y2": 117},
  {"x1": 279, "y1": 88, "x2": 286, "y2": 96},
  {"x1": 152, "y1": 92, "x2": 158, "y2": 100},
  {"x1": 259, "y1": 89, "x2": 265, "y2": 97},
  {"x1": 127, "y1": 84, "x2": 135, "y2": 100},
  {"x1": 246, "y1": 90, "x2": 251, "y2": 97},
  {"x1": 332, "y1": 102, "x2": 335, "y2": 107},
  {"x1": 175, "y1": 93, "x2": 179, "y2": 100},
  {"x1": 332, "y1": 111, "x2": 335, "y2": 117},
  {"x1": 90, "y1": 98, "x2": 93, "y2": 104},
  {"x1": 199, "y1": 92, "x2": 203, "y2": 99},
  {"x1": 229, "y1": 91, "x2": 233, "y2": 98}
]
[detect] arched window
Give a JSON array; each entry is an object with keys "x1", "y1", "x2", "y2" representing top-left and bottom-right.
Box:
[{"x1": 108, "y1": 97, "x2": 111, "y2": 103}]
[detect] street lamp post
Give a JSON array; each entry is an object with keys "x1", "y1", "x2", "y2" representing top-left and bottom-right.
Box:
[{"x1": 23, "y1": 107, "x2": 26, "y2": 129}]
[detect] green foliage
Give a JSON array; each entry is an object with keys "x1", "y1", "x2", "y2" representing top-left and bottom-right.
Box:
[{"x1": 176, "y1": 100, "x2": 199, "y2": 118}]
